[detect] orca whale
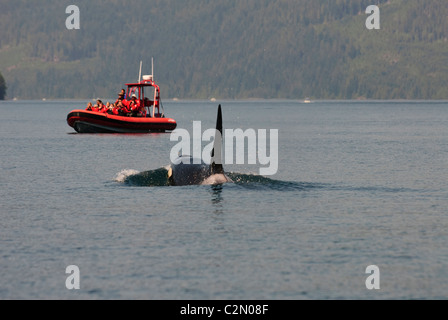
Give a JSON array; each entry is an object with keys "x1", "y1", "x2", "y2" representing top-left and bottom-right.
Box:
[{"x1": 168, "y1": 105, "x2": 232, "y2": 186}]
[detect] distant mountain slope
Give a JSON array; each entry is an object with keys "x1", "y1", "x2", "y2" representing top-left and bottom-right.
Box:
[{"x1": 0, "y1": 0, "x2": 447, "y2": 100}]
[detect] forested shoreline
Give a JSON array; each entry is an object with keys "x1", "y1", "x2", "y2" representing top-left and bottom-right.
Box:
[{"x1": 1, "y1": 0, "x2": 447, "y2": 100}]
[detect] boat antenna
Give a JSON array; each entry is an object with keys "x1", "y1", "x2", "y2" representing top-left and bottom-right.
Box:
[
  {"x1": 151, "y1": 57, "x2": 154, "y2": 82},
  {"x1": 138, "y1": 60, "x2": 142, "y2": 82}
]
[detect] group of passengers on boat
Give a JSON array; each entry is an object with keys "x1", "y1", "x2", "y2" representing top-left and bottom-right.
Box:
[{"x1": 86, "y1": 89, "x2": 151, "y2": 117}]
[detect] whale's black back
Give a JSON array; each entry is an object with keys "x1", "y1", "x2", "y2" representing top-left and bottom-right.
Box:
[{"x1": 169, "y1": 105, "x2": 229, "y2": 186}]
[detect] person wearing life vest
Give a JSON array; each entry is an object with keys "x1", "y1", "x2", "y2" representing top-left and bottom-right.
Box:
[
  {"x1": 115, "y1": 91, "x2": 125, "y2": 107},
  {"x1": 102, "y1": 102, "x2": 112, "y2": 114},
  {"x1": 96, "y1": 100, "x2": 108, "y2": 113},
  {"x1": 120, "y1": 98, "x2": 131, "y2": 116},
  {"x1": 107, "y1": 102, "x2": 120, "y2": 115},
  {"x1": 91, "y1": 99, "x2": 102, "y2": 112},
  {"x1": 129, "y1": 94, "x2": 143, "y2": 117}
]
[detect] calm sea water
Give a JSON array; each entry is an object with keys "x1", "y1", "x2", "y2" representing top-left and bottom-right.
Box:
[{"x1": 1, "y1": 99, "x2": 447, "y2": 300}]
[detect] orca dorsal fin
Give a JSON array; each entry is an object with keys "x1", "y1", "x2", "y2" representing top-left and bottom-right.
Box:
[{"x1": 211, "y1": 105, "x2": 224, "y2": 174}]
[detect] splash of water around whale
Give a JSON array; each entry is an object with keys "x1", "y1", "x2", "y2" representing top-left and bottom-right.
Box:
[{"x1": 115, "y1": 168, "x2": 319, "y2": 191}]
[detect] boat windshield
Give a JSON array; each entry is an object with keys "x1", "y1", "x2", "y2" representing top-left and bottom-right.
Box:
[{"x1": 127, "y1": 86, "x2": 140, "y2": 100}]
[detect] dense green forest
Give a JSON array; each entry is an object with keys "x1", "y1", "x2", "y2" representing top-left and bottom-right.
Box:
[{"x1": 1, "y1": 0, "x2": 448, "y2": 100}]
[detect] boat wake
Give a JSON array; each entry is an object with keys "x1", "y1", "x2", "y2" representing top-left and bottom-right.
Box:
[
  {"x1": 114, "y1": 168, "x2": 318, "y2": 191},
  {"x1": 226, "y1": 172, "x2": 322, "y2": 191}
]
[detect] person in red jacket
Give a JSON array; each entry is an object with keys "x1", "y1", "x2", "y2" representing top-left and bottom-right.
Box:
[
  {"x1": 102, "y1": 102, "x2": 112, "y2": 114},
  {"x1": 112, "y1": 103, "x2": 120, "y2": 115},
  {"x1": 115, "y1": 91, "x2": 125, "y2": 107},
  {"x1": 96, "y1": 100, "x2": 108, "y2": 113},
  {"x1": 90, "y1": 99, "x2": 102, "y2": 112},
  {"x1": 106, "y1": 102, "x2": 119, "y2": 115},
  {"x1": 120, "y1": 98, "x2": 131, "y2": 116},
  {"x1": 129, "y1": 94, "x2": 143, "y2": 117}
]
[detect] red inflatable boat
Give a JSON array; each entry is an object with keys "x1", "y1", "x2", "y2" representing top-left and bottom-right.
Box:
[{"x1": 67, "y1": 75, "x2": 177, "y2": 133}]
